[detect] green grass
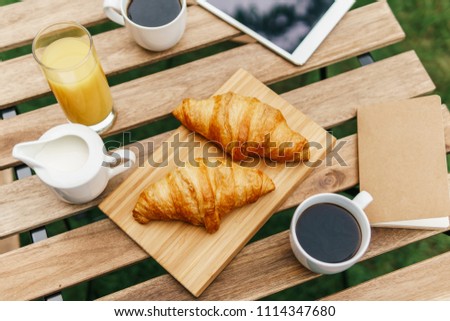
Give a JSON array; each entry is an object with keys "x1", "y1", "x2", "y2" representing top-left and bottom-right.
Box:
[{"x1": 3, "y1": 0, "x2": 450, "y2": 300}]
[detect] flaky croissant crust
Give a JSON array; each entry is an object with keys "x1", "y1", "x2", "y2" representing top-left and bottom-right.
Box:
[
  {"x1": 173, "y1": 92, "x2": 309, "y2": 162},
  {"x1": 133, "y1": 159, "x2": 275, "y2": 233}
]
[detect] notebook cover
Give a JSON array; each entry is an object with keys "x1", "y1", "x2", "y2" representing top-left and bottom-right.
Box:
[{"x1": 358, "y1": 96, "x2": 450, "y2": 224}]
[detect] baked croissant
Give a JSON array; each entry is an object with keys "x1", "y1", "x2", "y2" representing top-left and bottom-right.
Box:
[
  {"x1": 173, "y1": 92, "x2": 309, "y2": 162},
  {"x1": 133, "y1": 158, "x2": 275, "y2": 233}
]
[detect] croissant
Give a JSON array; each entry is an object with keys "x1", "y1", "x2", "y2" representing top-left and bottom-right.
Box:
[
  {"x1": 133, "y1": 158, "x2": 275, "y2": 233},
  {"x1": 173, "y1": 92, "x2": 309, "y2": 162}
]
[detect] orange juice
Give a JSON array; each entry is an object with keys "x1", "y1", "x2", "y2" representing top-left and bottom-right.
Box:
[{"x1": 41, "y1": 37, "x2": 113, "y2": 126}]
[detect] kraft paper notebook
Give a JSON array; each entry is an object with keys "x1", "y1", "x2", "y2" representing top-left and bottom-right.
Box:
[{"x1": 358, "y1": 96, "x2": 450, "y2": 229}]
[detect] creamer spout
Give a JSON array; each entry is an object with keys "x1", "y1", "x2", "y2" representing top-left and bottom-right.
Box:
[{"x1": 12, "y1": 140, "x2": 48, "y2": 169}]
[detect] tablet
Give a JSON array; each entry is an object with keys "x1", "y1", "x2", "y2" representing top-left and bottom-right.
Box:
[{"x1": 198, "y1": 0, "x2": 355, "y2": 65}]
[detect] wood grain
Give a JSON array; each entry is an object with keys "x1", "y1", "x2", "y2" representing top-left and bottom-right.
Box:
[
  {"x1": 322, "y1": 251, "x2": 450, "y2": 300},
  {"x1": 99, "y1": 229, "x2": 446, "y2": 301},
  {"x1": 0, "y1": 6, "x2": 240, "y2": 109},
  {"x1": 0, "y1": 219, "x2": 148, "y2": 301},
  {"x1": 231, "y1": 35, "x2": 257, "y2": 44},
  {"x1": 0, "y1": 120, "x2": 19, "y2": 252},
  {"x1": 99, "y1": 70, "x2": 334, "y2": 297},
  {"x1": 0, "y1": 208, "x2": 444, "y2": 300},
  {"x1": 0, "y1": 51, "x2": 435, "y2": 239},
  {"x1": 0, "y1": 0, "x2": 198, "y2": 51},
  {"x1": 0, "y1": 2, "x2": 405, "y2": 169},
  {"x1": 0, "y1": 132, "x2": 172, "y2": 239},
  {"x1": 0, "y1": 51, "x2": 439, "y2": 300},
  {"x1": 0, "y1": 168, "x2": 19, "y2": 254},
  {"x1": 0, "y1": 234, "x2": 19, "y2": 255},
  {"x1": 0, "y1": 0, "x2": 441, "y2": 302},
  {"x1": 1, "y1": 124, "x2": 448, "y2": 300},
  {"x1": 0, "y1": 0, "x2": 106, "y2": 51}
]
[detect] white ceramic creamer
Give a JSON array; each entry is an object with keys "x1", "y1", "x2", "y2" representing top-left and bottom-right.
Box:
[{"x1": 12, "y1": 124, "x2": 136, "y2": 204}]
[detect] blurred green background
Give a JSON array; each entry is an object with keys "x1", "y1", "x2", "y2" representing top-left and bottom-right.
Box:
[{"x1": 1, "y1": 0, "x2": 449, "y2": 300}]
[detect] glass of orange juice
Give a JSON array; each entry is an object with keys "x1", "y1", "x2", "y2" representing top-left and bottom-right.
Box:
[{"x1": 32, "y1": 22, "x2": 115, "y2": 133}]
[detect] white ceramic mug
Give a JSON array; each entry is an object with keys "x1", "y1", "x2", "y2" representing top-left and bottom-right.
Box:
[
  {"x1": 289, "y1": 191, "x2": 373, "y2": 274},
  {"x1": 13, "y1": 124, "x2": 136, "y2": 204},
  {"x1": 103, "y1": 0, "x2": 187, "y2": 51}
]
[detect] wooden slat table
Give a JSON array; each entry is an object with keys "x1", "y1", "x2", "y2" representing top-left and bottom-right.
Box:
[
  {"x1": 322, "y1": 252, "x2": 450, "y2": 301},
  {"x1": 0, "y1": 168, "x2": 18, "y2": 255},
  {"x1": 0, "y1": 0, "x2": 448, "y2": 301}
]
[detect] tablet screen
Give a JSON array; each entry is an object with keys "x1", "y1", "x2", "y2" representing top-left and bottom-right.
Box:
[{"x1": 206, "y1": 0, "x2": 335, "y2": 54}]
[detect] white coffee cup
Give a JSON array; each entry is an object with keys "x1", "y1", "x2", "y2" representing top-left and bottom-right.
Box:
[
  {"x1": 103, "y1": 0, "x2": 187, "y2": 51},
  {"x1": 289, "y1": 191, "x2": 373, "y2": 274}
]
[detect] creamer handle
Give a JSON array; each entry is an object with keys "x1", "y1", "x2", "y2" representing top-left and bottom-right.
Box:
[{"x1": 106, "y1": 149, "x2": 136, "y2": 178}]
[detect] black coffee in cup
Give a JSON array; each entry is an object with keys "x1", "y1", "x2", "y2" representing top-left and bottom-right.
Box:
[
  {"x1": 295, "y1": 203, "x2": 361, "y2": 263},
  {"x1": 127, "y1": 0, "x2": 182, "y2": 28}
]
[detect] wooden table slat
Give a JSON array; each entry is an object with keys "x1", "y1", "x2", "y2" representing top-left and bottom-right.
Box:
[
  {"x1": 0, "y1": 202, "x2": 446, "y2": 301},
  {"x1": 1, "y1": 118, "x2": 449, "y2": 299},
  {"x1": 0, "y1": 168, "x2": 18, "y2": 255},
  {"x1": 0, "y1": 51, "x2": 435, "y2": 239},
  {"x1": 0, "y1": 2, "x2": 405, "y2": 169},
  {"x1": 0, "y1": 6, "x2": 240, "y2": 110},
  {"x1": 0, "y1": 0, "x2": 198, "y2": 52},
  {"x1": 321, "y1": 251, "x2": 450, "y2": 301},
  {"x1": 0, "y1": 219, "x2": 147, "y2": 301},
  {"x1": 0, "y1": 0, "x2": 106, "y2": 52},
  {"x1": 99, "y1": 228, "x2": 447, "y2": 301}
]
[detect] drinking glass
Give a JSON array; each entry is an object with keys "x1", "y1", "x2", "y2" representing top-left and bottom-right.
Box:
[{"x1": 32, "y1": 21, "x2": 115, "y2": 133}]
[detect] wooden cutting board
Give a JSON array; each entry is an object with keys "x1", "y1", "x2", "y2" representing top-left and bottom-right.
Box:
[{"x1": 100, "y1": 69, "x2": 335, "y2": 297}]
